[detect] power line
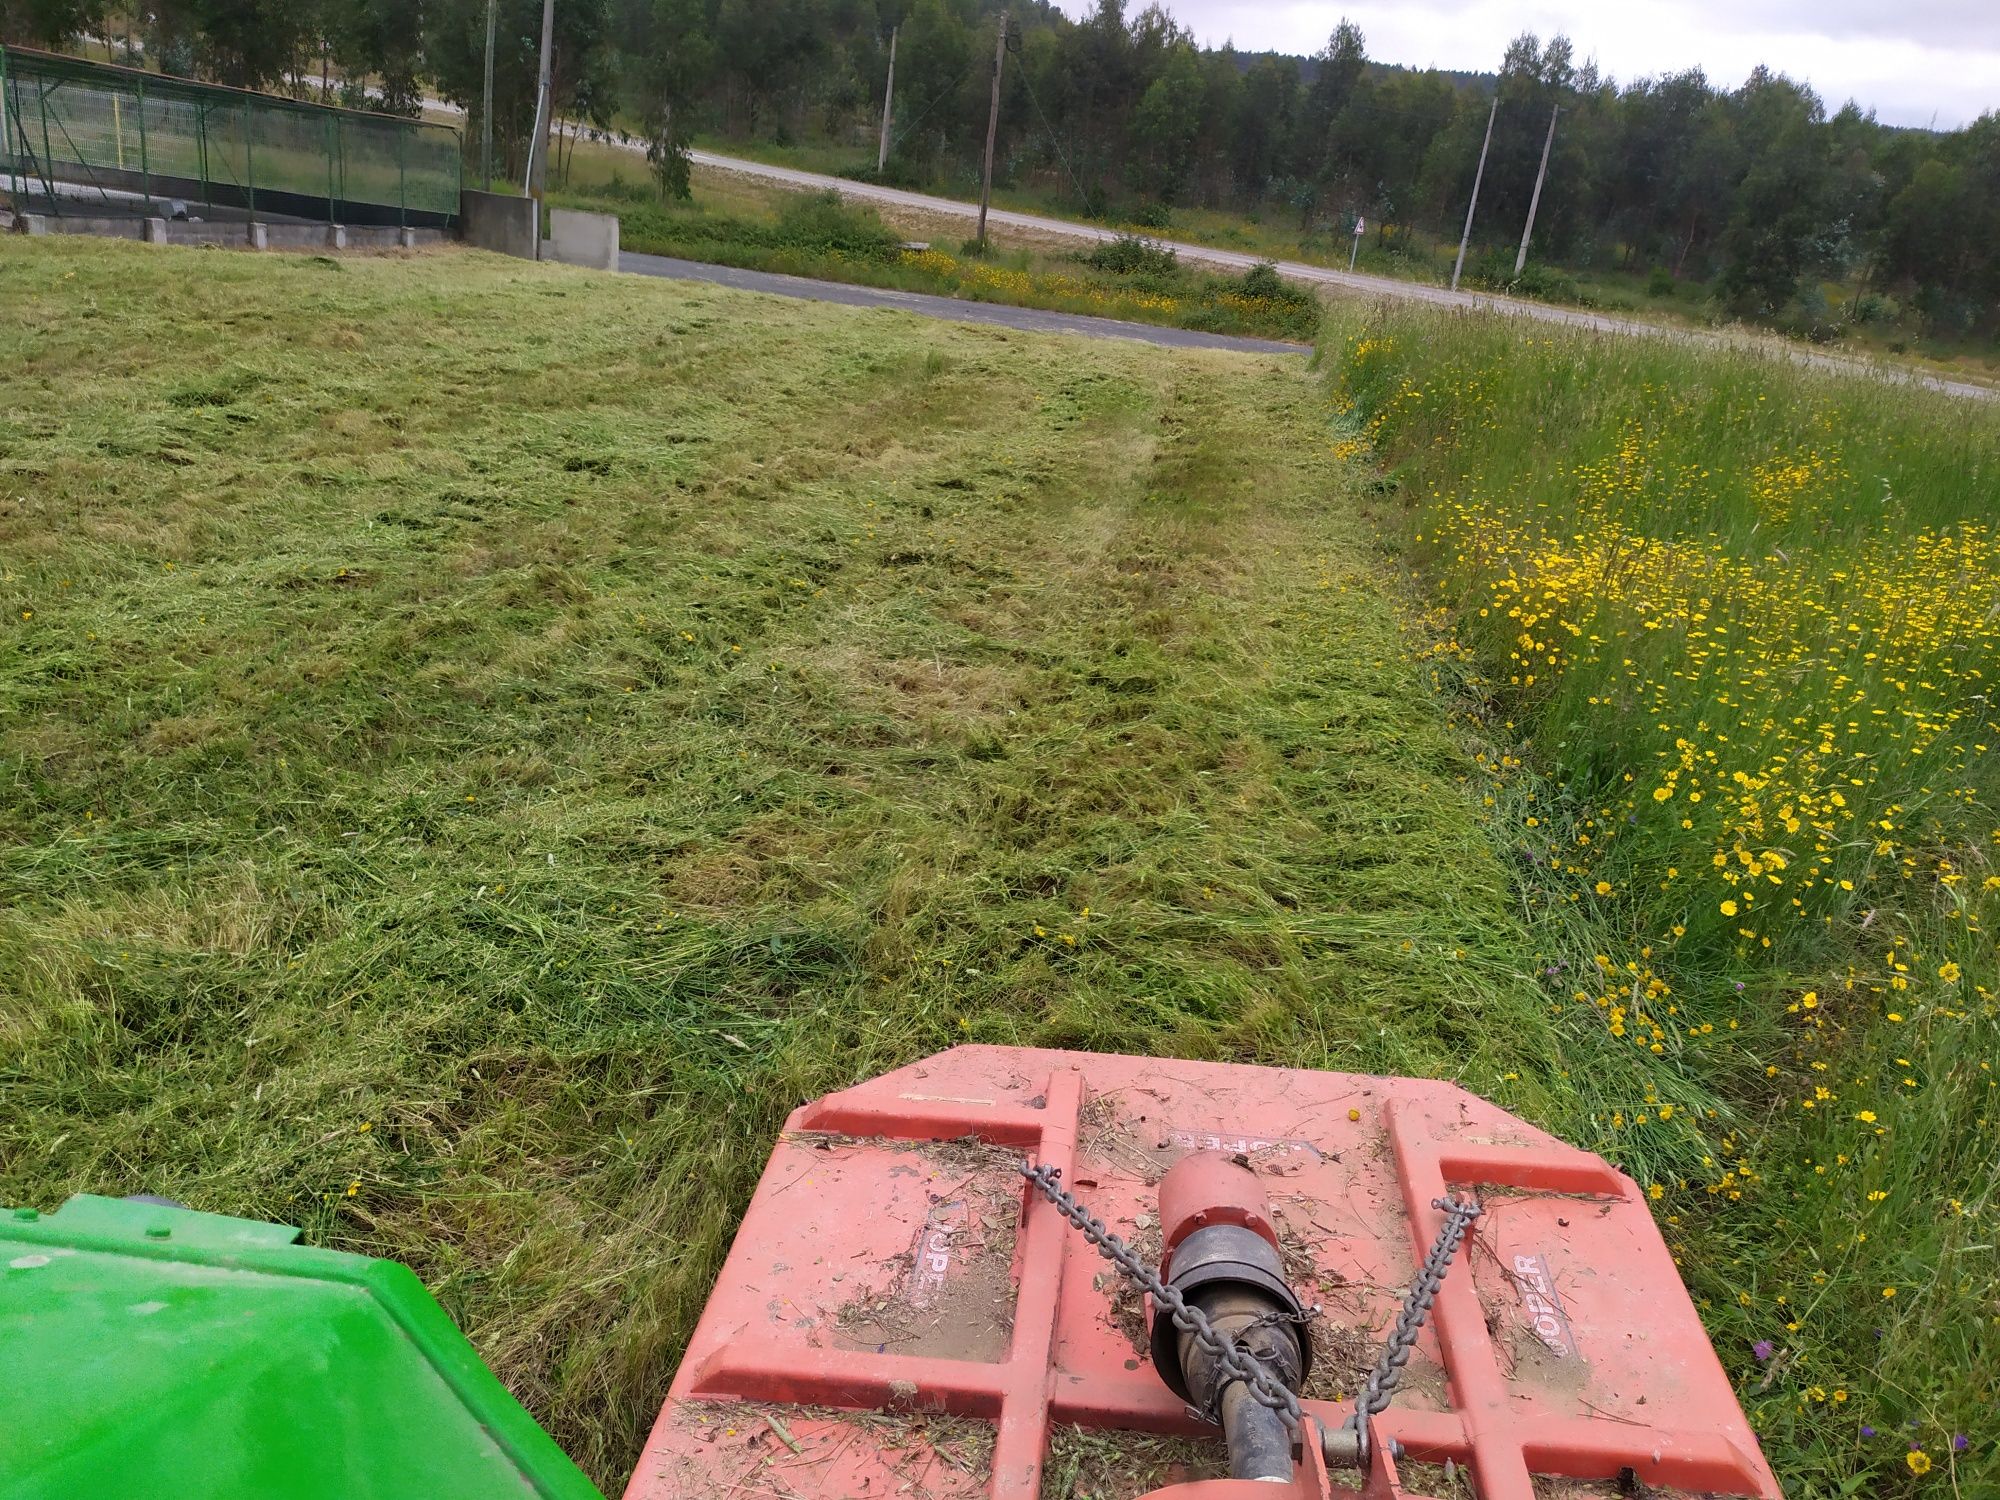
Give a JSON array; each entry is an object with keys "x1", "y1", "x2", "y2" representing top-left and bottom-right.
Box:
[
  {"x1": 885, "y1": 55, "x2": 978, "y2": 161},
  {"x1": 1010, "y1": 35, "x2": 1091, "y2": 211}
]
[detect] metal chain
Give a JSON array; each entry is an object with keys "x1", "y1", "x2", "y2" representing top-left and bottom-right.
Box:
[
  {"x1": 1019, "y1": 1161, "x2": 1305, "y2": 1432},
  {"x1": 1343, "y1": 1195, "x2": 1485, "y2": 1454},
  {"x1": 1021, "y1": 1159, "x2": 1482, "y2": 1470}
]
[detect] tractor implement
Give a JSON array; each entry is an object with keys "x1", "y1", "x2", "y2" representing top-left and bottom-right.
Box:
[
  {"x1": 4, "y1": 1046, "x2": 1783, "y2": 1500},
  {"x1": 625, "y1": 1046, "x2": 1783, "y2": 1500}
]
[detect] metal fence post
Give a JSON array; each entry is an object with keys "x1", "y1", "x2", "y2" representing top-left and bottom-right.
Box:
[
  {"x1": 135, "y1": 75, "x2": 150, "y2": 211},
  {"x1": 0, "y1": 45, "x2": 14, "y2": 212},
  {"x1": 396, "y1": 124, "x2": 407, "y2": 228},
  {"x1": 244, "y1": 102, "x2": 255, "y2": 221},
  {"x1": 197, "y1": 100, "x2": 213, "y2": 219},
  {"x1": 326, "y1": 113, "x2": 336, "y2": 223},
  {"x1": 37, "y1": 77, "x2": 54, "y2": 213}
]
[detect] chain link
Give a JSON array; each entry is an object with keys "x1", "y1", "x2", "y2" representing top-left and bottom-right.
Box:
[
  {"x1": 1343, "y1": 1195, "x2": 1484, "y2": 1453},
  {"x1": 1019, "y1": 1161, "x2": 1305, "y2": 1431},
  {"x1": 1020, "y1": 1159, "x2": 1482, "y2": 1469}
]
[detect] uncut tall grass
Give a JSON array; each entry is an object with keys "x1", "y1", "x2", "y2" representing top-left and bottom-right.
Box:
[{"x1": 1326, "y1": 309, "x2": 1998, "y2": 1493}]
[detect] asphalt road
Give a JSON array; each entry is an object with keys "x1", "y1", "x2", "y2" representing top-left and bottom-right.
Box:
[{"x1": 620, "y1": 251, "x2": 1310, "y2": 355}]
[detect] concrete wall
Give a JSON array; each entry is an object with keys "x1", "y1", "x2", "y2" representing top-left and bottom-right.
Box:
[
  {"x1": 12, "y1": 214, "x2": 143, "y2": 240},
  {"x1": 6, "y1": 214, "x2": 444, "y2": 251},
  {"x1": 461, "y1": 190, "x2": 539, "y2": 259},
  {"x1": 542, "y1": 207, "x2": 619, "y2": 272}
]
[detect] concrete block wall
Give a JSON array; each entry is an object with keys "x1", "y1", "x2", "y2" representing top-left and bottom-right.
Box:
[
  {"x1": 7, "y1": 213, "x2": 444, "y2": 251},
  {"x1": 542, "y1": 207, "x2": 619, "y2": 272},
  {"x1": 461, "y1": 189, "x2": 539, "y2": 259}
]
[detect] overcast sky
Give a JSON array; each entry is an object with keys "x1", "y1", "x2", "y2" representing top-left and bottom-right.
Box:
[{"x1": 1054, "y1": 2, "x2": 2000, "y2": 130}]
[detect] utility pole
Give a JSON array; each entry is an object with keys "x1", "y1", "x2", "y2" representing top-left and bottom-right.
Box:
[
  {"x1": 1451, "y1": 93, "x2": 1498, "y2": 293},
  {"x1": 876, "y1": 25, "x2": 897, "y2": 175},
  {"x1": 481, "y1": 0, "x2": 497, "y2": 191},
  {"x1": 976, "y1": 10, "x2": 1007, "y2": 252},
  {"x1": 526, "y1": 0, "x2": 555, "y2": 200},
  {"x1": 1514, "y1": 103, "x2": 1559, "y2": 276}
]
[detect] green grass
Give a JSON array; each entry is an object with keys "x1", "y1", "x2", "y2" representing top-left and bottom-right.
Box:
[
  {"x1": 3, "y1": 238, "x2": 1578, "y2": 1489},
  {"x1": 549, "y1": 174, "x2": 1322, "y2": 343},
  {"x1": 1325, "y1": 304, "x2": 1998, "y2": 1495},
  {"x1": 8, "y1": 236, "x2": 1983, "y2": 1497}
]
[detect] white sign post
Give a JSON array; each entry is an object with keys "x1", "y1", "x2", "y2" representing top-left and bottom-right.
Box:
[{"x1": 1349, "y1": 215, "x2": 1365, "y2": 271}]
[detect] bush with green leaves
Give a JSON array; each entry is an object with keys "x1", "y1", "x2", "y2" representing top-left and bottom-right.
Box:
[
  {"x1": 1238, "y1": 261, "x2": 1320, "y2": 319},
  {"x1": 770, "y1": 192, "x2": 900, "y2": 257},
  {"x1": 1083, "y1": 235, "x2": 1179, "y2": 277}
]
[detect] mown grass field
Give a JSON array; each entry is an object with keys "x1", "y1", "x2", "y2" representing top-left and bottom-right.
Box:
[
  {"x1": 1, "y1": 239, "x2": 1588, "y2": 1488},
  {"x1": 1330, "y1": 310, "x2": 1997, "y2": 1494}
]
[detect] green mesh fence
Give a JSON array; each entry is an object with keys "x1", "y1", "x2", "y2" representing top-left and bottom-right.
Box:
[{"x1": 1, "y1": 45, "x2": 461, "y2": 227}]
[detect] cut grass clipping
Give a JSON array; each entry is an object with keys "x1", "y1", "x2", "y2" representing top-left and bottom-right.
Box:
[
  {"x1": 1324, "y1": 304, "x2": 1996, "y2": 1496},
  {"x1": 5, "y1": 239, "x2": 1561, "y2": 1488}
]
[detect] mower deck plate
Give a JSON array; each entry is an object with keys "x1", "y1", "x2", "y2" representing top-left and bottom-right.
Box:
[{"x1": 625, "y1": 1046, "x2": 1781, "y2": 1500}]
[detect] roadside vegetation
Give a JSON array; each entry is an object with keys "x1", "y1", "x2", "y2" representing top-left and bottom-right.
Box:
[
  {"x1": 1324, "y1": 309, "x2": 1997, "y2": 1494},
  {"x1": 669, "y1": 137, "x2": 1998, "y2": 390},
  {"x1": 553, "y1": 178, "x2": 1321, "y2": 343}
]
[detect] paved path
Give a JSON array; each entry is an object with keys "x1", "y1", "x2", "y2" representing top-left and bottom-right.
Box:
[{"x1": 621, "y1": 252, "x2": 1310, "y2": 355}]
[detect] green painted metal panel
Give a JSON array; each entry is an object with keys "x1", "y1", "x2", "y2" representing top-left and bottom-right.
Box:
[{"x1": 0, "y1": 1196, "x2": 604, "y2": 1500}]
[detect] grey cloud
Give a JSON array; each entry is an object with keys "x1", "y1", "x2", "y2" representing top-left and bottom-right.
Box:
[{"x1": 1053, "y1": 2, "x2": 1998, "y2": 128}]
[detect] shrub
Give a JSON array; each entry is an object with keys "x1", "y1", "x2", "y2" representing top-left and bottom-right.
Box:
[
  {"x1": 1460, "y1": 249, "x2": 1583, "y2": 304},
  {"x1": 1851, "y1": 292, "x2": 1899, "y2": 326},
  {"x1": 1129, "y1": 201, "x2": 1172, "y2": 230},
  {"x1": 589, "y1": 173, "x2": 659, "y2": 205},
  {"x1": 1231, "y1": 263, "x2": 1321, "y2": 337},
  {"x1": 1084, "y1": 235, "x2": 1179, "y2": 277},
  {"x1": 772, "y1": 191, "x2": 900, "y2": 257},
  {"x1": 1238, "y1": 261, "x2": 1282, "y2": 299},
  {"x1": 1507, "y1": 260, "x2": 1585, "y2": 304},
  {"x1": 1646, "y1": 265, "x2": 1676, "y2": 298}
]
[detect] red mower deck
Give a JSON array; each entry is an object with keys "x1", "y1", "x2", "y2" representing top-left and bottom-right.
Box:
[{"x1": 625, "y1": 1046, "x2": 1781, "y2": 1500}]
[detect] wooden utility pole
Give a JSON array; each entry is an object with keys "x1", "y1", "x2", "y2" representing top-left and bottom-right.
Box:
[
  {"x1": 976, "y1": 10, "x2": 1007, "y2": 251},
  {"x1": 1451, "y1": 93, "x2": 1497, "y2": 293},
  {"x1": 481, "y1": 0, "x2": 497, "y2": 190},
  {"x1": 527, "y1": 0, "x2": 555, "y2": 199},
  {"x1": 1514, "y1": 103, "x2": 1559, "y2": 276},
  {"x1": 877, "y1": 26, "x2": 898, "y2": 174}
]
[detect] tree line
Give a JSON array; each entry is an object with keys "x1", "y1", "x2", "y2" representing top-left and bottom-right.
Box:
[{"x1": 5, "y1": 1, "x2": 1995, "y2": 331}]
